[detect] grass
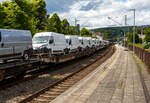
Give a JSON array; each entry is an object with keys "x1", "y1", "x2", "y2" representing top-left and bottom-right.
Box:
[
  {"x1": 128, "y1": 42, "x2": 150, "y2": 53},
  {"x1": 129, "y1": 42, "x2": 144, "y2": 49},
  {"x1": 146, "y1": 49, "x2": 150, "y2": 52}
]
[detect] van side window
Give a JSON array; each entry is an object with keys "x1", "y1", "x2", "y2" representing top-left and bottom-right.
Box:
[
  {"x1": 69, "y1": 39, "x2": 72, "y2": 45},
  {"x1": 49, "y1": 36, "x2": 54, "y2": 44},
  {"x1": 79, "y1": 39, "x2": 83, "y2": 45},
  {"x1": 81, "y1": 40, "x2": 83, "y2": 45},
  {"x1": 89, "y1": 40, "x2": 91, "y2": 45},
  {"x1": 0, "y1": 32, "x2": 1, "y2": 42}
]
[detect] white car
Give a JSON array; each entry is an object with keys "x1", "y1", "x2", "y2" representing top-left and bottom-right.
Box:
[
  {"x1": 0, "y1": 29, "x2": 32, "y2": 62},
  {"x1": 33, "y1": 32, "x2": 68, "y2": 55},
  {"x1": 65, "y1": 35, "x2": 81, "y2": 52}
]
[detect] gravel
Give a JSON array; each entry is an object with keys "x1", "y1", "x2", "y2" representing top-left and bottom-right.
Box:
[{"x1": 0, "y1": 49, "x2": 110, "y2": 103}]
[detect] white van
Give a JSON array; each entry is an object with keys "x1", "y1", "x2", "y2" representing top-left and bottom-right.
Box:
[
  {"x1": 92, "y1": 38, "x2": 97, "y2": 47},
  {"x1": 78, "y1": 37, "x2": 89, "y2": 50},
  {"x1": 84, "y1": 37, "x2": 92, "y2": 48},
  {"x1": 0, "y1": 29, "x2": 32, "y2": 62},
  {"x1": 65, "y1": 35, "x2": 81, "y2": 52},
  {"x1": 33, "y1": 32, "x2": 68, "y2": 55}
]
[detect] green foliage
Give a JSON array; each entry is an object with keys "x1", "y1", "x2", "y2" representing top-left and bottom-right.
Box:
[
  {"x1": 144, "y1": 43, "x2": 150, "y2": 49},
  {"x1": 0, "y1": 0, "x2": 91, "y2": 37},
  {"x1": 0, "y1": 0, "x2": 46, "y2": 35},
  {"x1": 80, "y1": 28, "x2": 91, "y2": 37},
  {"x1": 61, "y1": 18, "x2": 70, "y2": 35},
  {"x1": 103, "y1": 31, "x2": 113, "y2": 40},
  {"x1": 128, "y1": 32, "x2": 141, "y2": 43},
  {"x1": 144, "y1": 27, "x2": 150, "y2": 43},
  {"x1": 69, "y1": 26, "x2": 76, "y2": 35},
  {"x1": 47, "y1": 13, "x2": 62, "y2": 33}
]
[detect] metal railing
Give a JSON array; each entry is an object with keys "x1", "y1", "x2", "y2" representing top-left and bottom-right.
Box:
[{"x1": 128, "y1": 45, "x2": 150, "y2": 69}]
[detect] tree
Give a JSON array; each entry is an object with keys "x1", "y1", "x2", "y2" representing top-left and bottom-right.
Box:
[
  {"x1": 12, "y1": 0, "x2": 47, "y2": 31},
  {"x1": 69, "y1": 26, "x2": 76, "y2": 35},
  {"x1": 0, "y1": 3, "x2": 6, "y2": 28},
  {"x1": 144, "y1": 27, "x2": 150, "y2": 43},
  {"x1": 103, "y1": 30, "x2": 113, "y2": 40},
  {"x1": 48, "y1": 13, "x2": 62, "y2": 33},
  {"x1": 61, "y1": 18, "x2": 70, "y2": 35},
  {"x1": 128, "y1": 32, "x2": 140, "y2": 43},
  {"x1": 80, "y1": 28, "x2": 91, "y2": 37},
  {"x1": 31, "y1": 0, "x2": 47, "y2": 30}
]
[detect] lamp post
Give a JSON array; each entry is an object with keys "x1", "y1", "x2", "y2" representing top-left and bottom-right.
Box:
[
  {"x1": 129, "y1": 9, "x2": 136, "y2": 53},
  {"x1": 75, "y1": 18, "x2": 79, "y2": 36}
]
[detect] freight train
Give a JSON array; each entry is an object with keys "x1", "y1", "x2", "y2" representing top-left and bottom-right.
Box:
[{"x1": 0, "y1": 29, "x2": 110, "y2": 81}]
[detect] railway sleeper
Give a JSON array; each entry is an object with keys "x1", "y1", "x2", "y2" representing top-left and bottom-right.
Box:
[
  {"x1": 44, "y1": 92, "x2": 62, "y2": 95},
  {"x1": 33, "y1": 98, "x2": 51, "y2": 102},
  {"x1": 39, "y1": 95, "x2": 57, "y2": 100}
]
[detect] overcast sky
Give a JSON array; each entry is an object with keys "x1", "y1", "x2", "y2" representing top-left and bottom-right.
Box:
[{"x1": 1, "y1": 0, "x2": 150, "y2": 29}]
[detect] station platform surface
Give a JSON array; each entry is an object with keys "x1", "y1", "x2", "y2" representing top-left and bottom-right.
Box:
[{"x1": 51, "y1": 45, "x2": 150, "y2": 103}]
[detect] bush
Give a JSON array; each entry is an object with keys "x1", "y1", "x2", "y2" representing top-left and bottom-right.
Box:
[{"x1": 144, "y1": 43, "x2": 150, "y2": 49}]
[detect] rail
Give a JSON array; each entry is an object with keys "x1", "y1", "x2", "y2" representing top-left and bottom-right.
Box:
[{"x1": 18, "y1": 46, "x2": 115, "y2": 103}]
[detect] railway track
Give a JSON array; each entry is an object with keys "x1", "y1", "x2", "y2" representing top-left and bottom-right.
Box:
[
  {"x1": 0, "y1": 47, "x2": 110, "y2": 91},
  {"x1": 18, "y1": 46, "x2": 115, "y2": 103}
]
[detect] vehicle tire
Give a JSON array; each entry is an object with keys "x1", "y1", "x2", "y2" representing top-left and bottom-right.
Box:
[
  {"x1": 3, "y1": 60, "x2": 7, "y2": 63},
  {"x1": 0, "y1": 70, "x2": 5, "y2": 82},
  {"x1": 23, "y1": 51, "x2": 30, "y2": 61},
  {"x1": 64, "y1": 48, "x2": 69, "y2": 54}
]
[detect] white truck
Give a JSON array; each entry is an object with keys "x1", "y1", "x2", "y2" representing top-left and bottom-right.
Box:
[
  {"x1": 0, "y1": 29, "x2": 32, "y2": 62},
  {"x1": 65, "y1": 35, "x2": 81, "y2": 52},
  {"x1": 33, "y1": 32, "x2": 68, "y2": 55}
]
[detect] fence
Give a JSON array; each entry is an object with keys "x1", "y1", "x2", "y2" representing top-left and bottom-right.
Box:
[{"x1": 128, "y1": 45, "x2": 150, "y2": 69}]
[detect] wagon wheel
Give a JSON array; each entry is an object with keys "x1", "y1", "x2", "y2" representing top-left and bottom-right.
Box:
[
  {"x1": 0, "y1": 70, "x2": 5, "y2": 81},
  {"x1": 23, "y1": 51, "x2": 30, "y2": 61}
]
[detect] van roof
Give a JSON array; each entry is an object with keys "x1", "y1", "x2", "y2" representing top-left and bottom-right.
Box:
[
  {"x1": 34, "y1": 32, "x2": 64, "y2": 37},
  {"x1": 84, "y1": 37, "x2": 92, "y2": 40},
  {"x1": 65, "y1": 35, "x2": 78, "y2": 38},
  {"x1": 0, "y1": 29, "x2": 30, "y2": 32}
]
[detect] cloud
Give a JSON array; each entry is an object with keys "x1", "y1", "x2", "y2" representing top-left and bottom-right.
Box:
[
  {"x1": 55, "y1": 0, "x2": 150, "y2": 29},
  {"x1": 80, "y1": 1, "x2": 103, "y2": 11},
  {"x1": 45, "y1": 0, "x2": 76, "y2": 13}
]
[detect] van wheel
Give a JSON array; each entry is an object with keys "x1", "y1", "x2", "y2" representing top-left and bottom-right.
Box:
[
  {"x1": 3, "y1": 60, "x2": 7, "y2": 63},
  {"x1": 0, "y1": 70, "x2": 5, "y2": 82},
  {"x1": 23, "y1": 51, "x2": 29, "y2": 61},
  {"x1": 64, "y1": 48, "x2": 69, "y2": 54}
]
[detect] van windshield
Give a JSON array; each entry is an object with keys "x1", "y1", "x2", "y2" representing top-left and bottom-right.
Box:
[{"x1": 33, "y1": 36, "x2": 49, "y2": 44}]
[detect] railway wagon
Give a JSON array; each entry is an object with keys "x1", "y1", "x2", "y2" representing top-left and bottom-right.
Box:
[{"x1": 0, "y1": 29, "x2": 32, "y2": 62}]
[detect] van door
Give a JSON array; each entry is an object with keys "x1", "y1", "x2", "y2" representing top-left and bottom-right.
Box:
[
  {"x1": 0, "y1": 31, "x2": 13, "y2": 59},
  {"x1": 49, "y1": 36, "x2": 54, "y2": 53},
  {"x1": 0, "y1": 31, "x2": 3, "y2": 57}
]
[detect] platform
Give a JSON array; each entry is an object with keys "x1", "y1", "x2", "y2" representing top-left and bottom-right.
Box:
[{"x1": 50, "y1": 45, "x2": 150, "y2": 103}]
